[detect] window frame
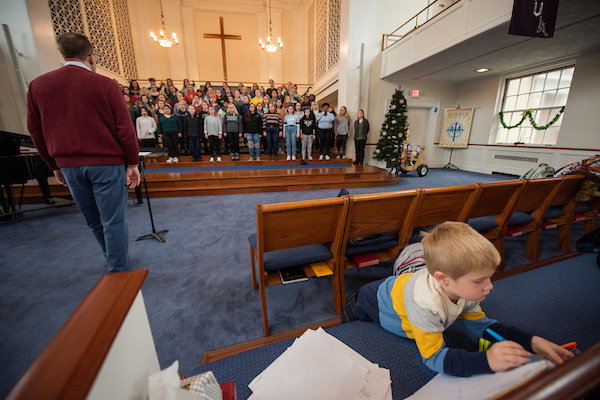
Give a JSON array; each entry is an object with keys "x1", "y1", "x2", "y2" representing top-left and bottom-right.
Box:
[{"x1": 494, "y1": 65, "x2": 574, "y2": 146}]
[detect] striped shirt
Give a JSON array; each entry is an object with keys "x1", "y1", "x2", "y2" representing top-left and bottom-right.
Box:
[{"x1": 262, "y1": 112, "x2": 282, "y2": 134}]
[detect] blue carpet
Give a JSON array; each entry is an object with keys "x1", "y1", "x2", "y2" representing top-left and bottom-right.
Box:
[
  {"x1": 0, "y1": 168, "x2": 597, "y2": 397},
  {"x1": 191, "y1": 254, "x2": 600, "y2": 400},
  {"x1": 145, "y1": 163, "x2": 350, "y2": 174}
]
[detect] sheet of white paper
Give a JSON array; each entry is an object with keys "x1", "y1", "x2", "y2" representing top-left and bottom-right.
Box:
[
  {"x1": 139, "y1": 151, "x2": 152, "y2": 156},
  {"x1": 406, "y1": 360, "x2": 552, "y2": 400},
  {"x1": 248, "y1": 329, "x2": 392, "y2": 400}
]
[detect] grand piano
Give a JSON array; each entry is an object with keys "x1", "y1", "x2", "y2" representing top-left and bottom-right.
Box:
[{"x1": 0, "y1": 130, "x2": 72, "y2": 220}]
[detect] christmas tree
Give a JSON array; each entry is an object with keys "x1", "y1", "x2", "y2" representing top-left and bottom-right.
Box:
[{"x1": 374, "y1": 88, "x2": 409, "y2": 167}]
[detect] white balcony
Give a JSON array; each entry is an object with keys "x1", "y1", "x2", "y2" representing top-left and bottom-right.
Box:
[{"x1": 381, "y1": 0, "x2": 600, "y2": 83}]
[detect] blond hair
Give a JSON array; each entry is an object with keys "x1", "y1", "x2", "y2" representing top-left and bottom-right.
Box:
[{"x1": 421, "y1": 222, "x2": 500, "y2": 279}]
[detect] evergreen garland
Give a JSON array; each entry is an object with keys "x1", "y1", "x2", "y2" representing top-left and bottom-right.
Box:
[
  {"x1": 374, "y1": 88, "x2": 409, "y2": 165},
  {"x1": 499, "y1": 106, "x2": 565, "y2": 130}
]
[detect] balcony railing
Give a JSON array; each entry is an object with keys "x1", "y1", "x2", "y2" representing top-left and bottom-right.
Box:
[{"x1": 382, "y1": 0, "x2": 461, "y2": 51}]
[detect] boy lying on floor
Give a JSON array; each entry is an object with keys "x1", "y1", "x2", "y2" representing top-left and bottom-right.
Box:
[{"x1": 344, "y1": 222, "x2": 573, "y2": 376}]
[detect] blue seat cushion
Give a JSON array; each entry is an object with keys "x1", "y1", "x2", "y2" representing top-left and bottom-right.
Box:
[
  {"x1": 468, "y1": 216, "x2": 498, "y2": 231},
  {"x1": 248, "y1": 233, "x2": 333, "y2": 271},
  {"x1": 576, "y1": 202, "x2": 592, "y2": 213},
  {"x1": 544, "y1": 206, "x2": 565, "y2": 219},
  {"x1": 345, "y1": 232, "x2": 399, "y2": 256},
  {"x1": 508, "y1": 212, "x2": 535, "y2": 226},
  {"x1": 409, "y1": 229, "x2": 423, "y2": 244}
]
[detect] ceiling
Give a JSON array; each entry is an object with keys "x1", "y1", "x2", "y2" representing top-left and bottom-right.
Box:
[{"x1": 385, "y1": 0, "x2": 600, "y2": 84}]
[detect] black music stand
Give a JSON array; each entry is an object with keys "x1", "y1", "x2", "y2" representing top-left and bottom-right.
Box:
[{"x1": 136, "y1": 157, "x2": 168, "y2": 243}]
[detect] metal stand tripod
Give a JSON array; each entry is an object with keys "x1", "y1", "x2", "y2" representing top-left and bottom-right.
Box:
[
  {"x1": 136, "y1": 158, "x2": 168, "y2": 243},
  {"x1": 443, "y1": 148, "x2": 460, "y2": 170}
]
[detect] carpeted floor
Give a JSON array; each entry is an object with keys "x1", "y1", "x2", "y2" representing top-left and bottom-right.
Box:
[{"x1": 0, "y1": 168, "x2": 596, "y2": 397}]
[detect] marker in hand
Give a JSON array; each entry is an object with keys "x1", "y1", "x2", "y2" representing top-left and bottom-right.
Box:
[{"x1": 486, "y1": 328, "x2": 536, "y2": 362}]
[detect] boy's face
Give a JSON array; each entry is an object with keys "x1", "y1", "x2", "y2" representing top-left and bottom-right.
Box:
[{"x1": 436, "y1": 267, "x2": 495, "y2": 303}]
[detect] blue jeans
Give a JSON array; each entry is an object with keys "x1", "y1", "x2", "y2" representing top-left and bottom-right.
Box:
[
  {"x1": 247, "y1": 133, "x2": 261, "y2": 158},
  {"x1": 189, "y1": 136, "x2": 201, "y2": 160},
  {"x1": 62, "y1": 165, "x2": 130, "y2": 273},
  {"x1": 266, "y1": 125, "x2": 279, "y2": 156},
  {"x1": 285, "y1": 126, "x2": 297, "y2": 156}
]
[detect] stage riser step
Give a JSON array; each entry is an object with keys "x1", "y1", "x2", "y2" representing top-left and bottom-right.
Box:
[
  {"x1": 144, "y1": 175, "x2": 389, "y2": 188},
  {"x1": 135, "y1": 181, "x2": 399, "y2": 197},
  {"x1": 144, "y1": 158, "x2": 354, "y2": 168}
]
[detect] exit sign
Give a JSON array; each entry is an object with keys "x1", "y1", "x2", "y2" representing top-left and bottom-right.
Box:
[{"x1": 410, "y1": 89, "x2": 421, "y2": 98}]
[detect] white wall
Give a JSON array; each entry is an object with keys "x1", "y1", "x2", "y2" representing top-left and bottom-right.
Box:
[
  {"x1": 449, "y1": 53, "x2": 600, "y2": 175},
  {"x1": 0, "y1": 0, "x2": 41, "y2": 133},
  {"x1": 87, "y1": 291, "x2": 160, "y2": 400},
  {"x1": 349, "y1": 0, "x2": 600, "y2": 172}
]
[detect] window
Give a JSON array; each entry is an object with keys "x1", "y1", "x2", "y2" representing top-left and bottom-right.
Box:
[{"x1": 496, "y1": 66, "x2": 574, "y2": 145}]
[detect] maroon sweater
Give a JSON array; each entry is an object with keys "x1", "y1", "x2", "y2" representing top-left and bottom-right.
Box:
[{"x1": 27, "y1": 65, "x2": 139, "y2": 170}]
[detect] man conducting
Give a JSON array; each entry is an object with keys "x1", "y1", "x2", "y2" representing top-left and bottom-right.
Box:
[{"x1": 27, "y1": 32, "x2": 140, "y2": 273}]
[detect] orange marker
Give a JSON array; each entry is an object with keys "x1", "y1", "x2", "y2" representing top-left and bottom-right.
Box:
[{"x1": 561, "y1": 342, "x2": 577, "y2": 350}]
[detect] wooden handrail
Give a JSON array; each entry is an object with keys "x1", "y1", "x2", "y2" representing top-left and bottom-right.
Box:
[
  {"x1": 8, "y1": 269, "x2": 149, "y2": 400},
  {"x1": 497, "y1": 341, "x2": 600, "y2": 400}
]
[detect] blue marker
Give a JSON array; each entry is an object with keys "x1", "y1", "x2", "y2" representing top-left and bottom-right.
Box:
[{"x1": 486, "y1": 328, "x2": 536, "y2": 362}]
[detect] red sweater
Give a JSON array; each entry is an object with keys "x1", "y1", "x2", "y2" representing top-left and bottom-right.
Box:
[{"x1": 27, "y1": 65, "x2": 139, "y2": 170}]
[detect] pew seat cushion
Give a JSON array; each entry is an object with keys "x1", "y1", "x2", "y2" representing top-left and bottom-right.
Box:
[
  {"x1": 544, "y1": 206, "x2": 565, "y2": 219},
  {"x1": 576, "y1": 202, "x2": 592, "y2": 213},
  {"x1": 345, "y1": 232, "x2": 399, "y2": 256},
  {"x1": 468, "y1": 216, "x2": 498, "y2": 231},
  {"x1": 248, "y1": 234, "x2": 333, "y2": 271},
  {"x1": 508, "y1": 212, "x2": 535, "y2": 226}
]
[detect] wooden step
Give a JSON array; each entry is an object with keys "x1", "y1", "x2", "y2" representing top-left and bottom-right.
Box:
[{"x1": 13, "y1": 161, "x2": 398, "y2": 203}]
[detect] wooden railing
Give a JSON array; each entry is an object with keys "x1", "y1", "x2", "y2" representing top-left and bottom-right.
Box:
[
  {"x1": 382, "y1": 0, "x2": 461, "y2": 50},
  {"x1": 7, "y1": 270, "x2": 148, "y2": 400},
  {"x1": 497, "y1": 341, "x2": 600, "y2": 400}
]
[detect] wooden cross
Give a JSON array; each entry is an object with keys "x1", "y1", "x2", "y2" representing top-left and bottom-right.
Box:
[{"x1": 203, "y1": 17, "x2": 242, "y2": 81}]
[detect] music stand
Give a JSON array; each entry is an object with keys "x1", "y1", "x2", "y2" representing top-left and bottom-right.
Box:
[{"x1": 136, "y1": 156, "x2": 168, "y2": 243}]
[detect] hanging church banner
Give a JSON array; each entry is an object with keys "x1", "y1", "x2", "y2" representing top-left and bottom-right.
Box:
[
  {"x1": 439, "y1": 108, "x2": 473, "y2": 148},
  {"x1": 508, "y1": 0, "x2": 559, "y2": 38}
]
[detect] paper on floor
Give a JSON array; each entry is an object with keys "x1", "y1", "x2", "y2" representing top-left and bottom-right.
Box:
[
  {"x1": 249, "y1": 328, "x2": 392, "y2": 400},
  {"x1": 406, "y1": 359, "x2": 552, "y2": 400}
]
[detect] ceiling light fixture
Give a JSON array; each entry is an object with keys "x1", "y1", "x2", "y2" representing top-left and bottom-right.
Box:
[
  {"x1": 150, "y1": 0, "x2": 179, "y2": 48},
  {"x1": 476, "y1": 68, "x2": 489, "y2": 73},
  {"x1": 258, "y1": 0, "x2": 283, "y2": 53}
]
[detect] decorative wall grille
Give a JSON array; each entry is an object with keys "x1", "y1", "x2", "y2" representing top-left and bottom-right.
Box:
[
  {"x1": 308, "y1": 0, "x2": 341, "y2": 83},
  {"x1": 49, "y1": 0, "x2": 85, "y2": 37},
  {"x1": 315, "y1": 0, "x2": 328, "y2": 81},
  {"x1": 308, "y1": 2, "x2": 315, "y2": 84},
  {"x1": 327, "y1": 0, "x2": 340, "y2": 68},
  {"x1": 84, "y1": 0, "x2": 120, "y2": 74},
  {"x1": 48, "y1": 0, "x2": 138, "y2": 79},
  {"x1": 112, "y1": 0, "x2": 138, "y2": 79}
]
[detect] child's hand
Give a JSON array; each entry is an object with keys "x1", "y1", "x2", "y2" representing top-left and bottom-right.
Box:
[
  {"x1": 531, "y1": 336, "x2": 575, "y2": 365},
  {"x1": 487, "y1": 341, "x2": 532, "y2": 372}
]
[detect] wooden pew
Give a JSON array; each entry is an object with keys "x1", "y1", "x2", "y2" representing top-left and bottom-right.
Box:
[
  {"x1": 499, "y1": 177, "x2": 564, "y2": 263},
  {"x1": 249, "y1": 196, "x2": 349, "y2": 336},
  {"x1": 338, "y1": 190, "x2": 421, "y2": 304},
  {"x1": 400, "y1": 183, "x2": 479, "y2": 244},
  {"x1": 7, "y1": 270, "x2": 159, "y2": 400},
  {"x1": 461, "y1": 180, "x2": 526, "y2": 267},
  {"x1": 542, "y1": 174, "x2": 585, "y2": 252},
  {"x1": 579, "y1": 195, "x2": 600, "y2": 234}
]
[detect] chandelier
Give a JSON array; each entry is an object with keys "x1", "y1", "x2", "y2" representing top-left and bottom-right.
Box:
[
  {"x1": 258, "y1": 0, "x2": 283, "y2": 52},
  {"x1": 150, "y1": 1, "x2": 179, "y2": 48}
]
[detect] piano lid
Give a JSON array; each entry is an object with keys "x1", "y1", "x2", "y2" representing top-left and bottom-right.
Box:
[{"x1": 0, "y1": 131, "x2": 35, "y2": 156}]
